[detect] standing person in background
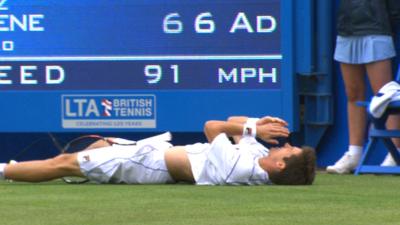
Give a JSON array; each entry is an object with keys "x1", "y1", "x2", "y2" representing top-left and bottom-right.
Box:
[{"x1": 327, "y1": 0, "x2": 400, "y2": 174}]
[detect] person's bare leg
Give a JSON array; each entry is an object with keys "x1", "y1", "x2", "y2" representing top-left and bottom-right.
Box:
[
  {"x1": 4, "y1": 153, "x2": 84, "y2": 182},
  {"x1": 327, "y1": 63, "x2": 366, "y2": 174},
  {"x1": 86, "y1": 139, "x2": 112, "y2": 150},
  {"x1": 342, "y1": 63, "x2": 367, "y2": 147}
]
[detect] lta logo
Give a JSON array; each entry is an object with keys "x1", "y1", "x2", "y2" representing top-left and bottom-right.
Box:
[
  {"x1": 0, "y1": 0, "x2": 8, "y2": 10},
  {"x1": 101, "y1": 99, "x2": 113, "y2": 117},
  {"x1": 61, "y1": 94, "x2": 156, "y2": 129}
]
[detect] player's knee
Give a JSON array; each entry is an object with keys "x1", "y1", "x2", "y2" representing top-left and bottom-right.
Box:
[
  {"x1": 87, "y1": 139, "x2": 111, "y2": 149},
  {"x1": 50, "y1": 153, "x2": 79, "y2": 172}
]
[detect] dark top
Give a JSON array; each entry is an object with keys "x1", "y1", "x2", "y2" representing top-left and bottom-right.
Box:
[{"x1": 337, "y1": 0, "x2": 400, "y2": 36}]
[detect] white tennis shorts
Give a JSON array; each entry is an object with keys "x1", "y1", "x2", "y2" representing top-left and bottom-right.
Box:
[{"x1": 77, "y1": 140, "x2": 174, "y2": 184}]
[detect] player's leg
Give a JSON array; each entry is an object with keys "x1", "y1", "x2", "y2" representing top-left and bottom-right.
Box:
[
  {"x1": 2, "y1": 153, "x2": 83, "y2": 182},
  {"x1": 366, "y1": 59, "x2": 400, "y2": 166},
  {"x1": 84, "y1": 138, "x2": 112, "y2": 150},
  {"x1": 327, "y1": 63, "x2": 366, "y2": 174}
]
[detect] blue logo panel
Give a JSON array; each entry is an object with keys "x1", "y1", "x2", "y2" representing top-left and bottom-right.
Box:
[{"x1": 62, "y1": 95, "x2": 156, "y2": 129}]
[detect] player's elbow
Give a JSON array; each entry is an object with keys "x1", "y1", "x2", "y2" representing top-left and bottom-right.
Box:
[
  {"x1": 204, "y1": 120, "x2": 224, "y2": 142},
  {"x1": 204, "y1": 120, "x2": 221, "y2": 133}
]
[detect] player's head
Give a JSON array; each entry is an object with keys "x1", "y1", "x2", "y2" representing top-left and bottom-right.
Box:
[{"x1": 266, "y1": 143, "x2": 316, "y2": 185}]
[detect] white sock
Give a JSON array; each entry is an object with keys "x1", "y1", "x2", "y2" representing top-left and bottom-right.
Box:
[
  {"x1": 0, "y1": 163, "x2": 6, "y2": 180},
  {"x1": 348, "y1": 145, "x2": 363, "y2": 156}
]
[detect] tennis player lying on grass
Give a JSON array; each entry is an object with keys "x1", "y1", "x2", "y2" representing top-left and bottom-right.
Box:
[{"x1": 0, "y1": 116, "x2": 316, "y2": 185}]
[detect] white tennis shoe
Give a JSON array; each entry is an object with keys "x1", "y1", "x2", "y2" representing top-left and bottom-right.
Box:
[
  {"x1": 380, "y1": 153, "x2": 397, "y2": 166},
  {"x1": 326, "y1": 152, "x2": 361, "y2": 174}
]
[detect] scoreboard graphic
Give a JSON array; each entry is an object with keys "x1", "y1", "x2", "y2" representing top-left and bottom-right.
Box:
[{"x1": 0, "y1": 0, "x2": 296, "y2": 132}]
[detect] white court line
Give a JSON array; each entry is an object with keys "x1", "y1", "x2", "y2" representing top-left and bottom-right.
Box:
[{"x1": 0, "y1": 54, "x2": 282, "y2": 61}]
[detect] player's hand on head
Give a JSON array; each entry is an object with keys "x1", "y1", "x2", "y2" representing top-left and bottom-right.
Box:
[
  {"x1": 256, "y1": 116, "x2": 288, "y2": 127},
  {"x1": 256, "y1": 122, "x2": 289, "y2": 145}
]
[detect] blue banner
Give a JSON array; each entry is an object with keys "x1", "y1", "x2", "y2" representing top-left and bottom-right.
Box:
[
  {"x1": 0, "y1": 60, "x2": 280, "y2": 90},
  {"x1": 0, "y1": 0, "x2": 294, "y2": 132},
  {"x1": 0, "y1": 0, "x2": 280, "y2": 56}
]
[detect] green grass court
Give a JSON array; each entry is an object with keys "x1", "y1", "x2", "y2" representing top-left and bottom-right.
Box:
[{"x1": 0, "y1": 172, "x2": 399, "y2": 225}]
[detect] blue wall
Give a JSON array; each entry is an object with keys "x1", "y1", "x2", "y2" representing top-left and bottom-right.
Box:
[{"x1": 1, "y1": 0, "x2": 395, "y2": 167}]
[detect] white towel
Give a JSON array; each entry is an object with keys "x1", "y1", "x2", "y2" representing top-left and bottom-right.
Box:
[{"x1": 369, "y1": 81, "x2": 400, "y2": 118}]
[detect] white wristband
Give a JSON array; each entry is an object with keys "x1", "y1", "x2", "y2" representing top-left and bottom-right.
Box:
[{"x1": 242, "y1": 118, "x2": 259, "y2": 138}]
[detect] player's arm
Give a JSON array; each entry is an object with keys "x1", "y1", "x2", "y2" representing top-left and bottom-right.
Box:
[
  {"x1": 227, "y1": 116, "x2": 249, "y2": 143},
  {"x1": 204, "y1": 120, "x2": 243, "y2": 143},
  {"x1": 204, "y1": 119, "x2": 290, "y2": 144},
  {"x1": 227, "y1": 116, "x2": 288, "y2": 127},
  {"x1": 227, "y1": 116, "x2": 249, "y2": 124},
  {"x1": 228, "y1": 116, "x2": 289, "y2": 144},
  {"x1": 256, "y1": 116, "x2": 288, "y2": 126}
]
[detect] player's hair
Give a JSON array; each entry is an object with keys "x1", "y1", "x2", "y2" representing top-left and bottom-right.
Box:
[{"x1": 268, "y1": 146, "x2": 316, "y2": 185}]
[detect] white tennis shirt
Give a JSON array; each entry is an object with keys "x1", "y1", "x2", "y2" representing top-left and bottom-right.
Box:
[{"x1": 185, "y1": 133, "x2": 271, "y2": 185}]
